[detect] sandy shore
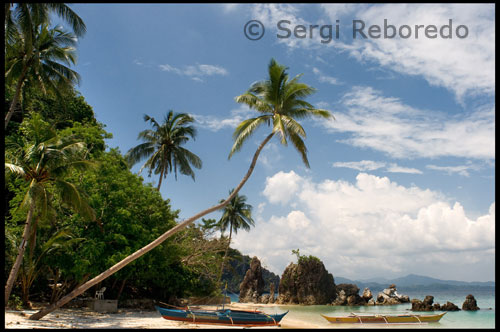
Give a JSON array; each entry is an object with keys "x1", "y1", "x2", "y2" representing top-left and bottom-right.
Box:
[{"x1": 5, "y1": 302, "x2": 314, "y2": 329}]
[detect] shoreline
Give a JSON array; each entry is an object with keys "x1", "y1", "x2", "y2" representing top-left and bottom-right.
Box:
[{"x1": 5, "y1": 302, "x2": 314, "y2": 329}]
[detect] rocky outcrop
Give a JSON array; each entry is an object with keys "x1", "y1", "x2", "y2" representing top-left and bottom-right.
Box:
[
  {"x1": 412, "y1": 296, "x2": 461, "y2": 311},
  {"x1": 462, "y1": 294, "x2": 479, "y2": 311},
  {"x1": 441, "y1": 301, "x2": 460, "y2": 311},
  {"x1": 362, "y1": 288, "x2": 373, "y2": 302},
  {"x1": 239, "y1": 257, "x2": 265, "y2": 303},
  {"x1": 411, "y1": 295, "x2": 435, "y2": 311},
  {"x1": 276, "y1": 257, "x2": 336, "y2": 305},
  {"x1": 332, "y1": 284, "x2": 365, "y2": 305},
  {"x1": 376, "y1": 284, "x2": 410, "y2": 305}
]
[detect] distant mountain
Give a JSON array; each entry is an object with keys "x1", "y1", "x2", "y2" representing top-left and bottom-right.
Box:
[{"x1": 335, "y1": 274, "x2": 494, "y2": 292}]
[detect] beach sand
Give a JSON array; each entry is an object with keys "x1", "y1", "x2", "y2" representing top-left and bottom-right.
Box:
[{"x1": 5, "y1": 302, "x2": 314, "y2": 329}]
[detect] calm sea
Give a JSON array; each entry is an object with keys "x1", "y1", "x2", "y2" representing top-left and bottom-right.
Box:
[{"x1": 228, "y1": 289, "x2": 495, "y2": 328}]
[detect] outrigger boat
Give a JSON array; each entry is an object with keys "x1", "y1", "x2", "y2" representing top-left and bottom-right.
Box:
[
  {"x1": 155, "y1": 305, "x2": 288, "y2": 327},
  {"x1": 321, "y1": 311, "x2": 446, "y2": 324}
]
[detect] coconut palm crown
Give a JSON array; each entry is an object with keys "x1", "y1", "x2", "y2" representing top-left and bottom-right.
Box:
[
  {"x1": 125, "y1": 111, "x2": 202, "y2": 190},
  {"x1": 229, "y1": 58, "x2": 334, "y2": 167}
]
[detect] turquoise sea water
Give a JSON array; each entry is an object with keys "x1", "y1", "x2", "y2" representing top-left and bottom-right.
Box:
[{"x1": 229, "y1": 290, "x2": 495, "y2": 328}]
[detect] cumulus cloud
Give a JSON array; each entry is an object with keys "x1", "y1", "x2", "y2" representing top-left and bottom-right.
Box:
[
  {"x1": 323, "y1": 86, "x2": 494, "y2": 160},
  {"x1": 262, "y1": 170, "x2": 302, "y2": 205},
  {"x1": 232, "y1": 171, "x2": 495, "y2": 280}
]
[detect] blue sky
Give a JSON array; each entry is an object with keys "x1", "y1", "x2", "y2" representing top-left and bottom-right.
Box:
[{"x1": 68, "y1": 4, "x2": 494, "y2": 282}]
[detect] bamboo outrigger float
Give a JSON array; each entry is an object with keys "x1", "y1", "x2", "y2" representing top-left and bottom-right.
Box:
[{"x1": 321, "y1": 311, "x2": 447, "y2": 324}]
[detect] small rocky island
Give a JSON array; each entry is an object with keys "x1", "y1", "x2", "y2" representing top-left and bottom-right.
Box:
[{"x1": 237, "y1": 254, "x2": 482, "y2": 310}]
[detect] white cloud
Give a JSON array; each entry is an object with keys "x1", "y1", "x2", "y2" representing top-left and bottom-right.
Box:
[
  {"x1": 333, "y1": 160, "x2": 385, "y2": 171},
  {"x1": 426, "y1": 163, "x2": 482, "y2": 177},
  {"x1": 159, "y1": 63, "x2": 228, "y2": 81},
  {"x1": 386, "y1": 163, "x2": 423, "y2": 174},
  {"x1": 312, "y1": 67, "x2": 341, "y2": 85},
  {"x1": 191, "y1": 105, "x2": 254, "y2": 131},
  {"x1": 233, "y1": 171, "x2": 495, "y2": 280},
  {"x1": 323, "y1": 86, "x2": 494, "y2": 160},
  {"x1": 249, "y1": 4, "x2": 494, "y2": 99},
  {"x1": 262, "y1": 170, "x2": 302, "y2": 205},
  {"x1": 322, "y1": 3, "x2": 495, "y2": 100}
]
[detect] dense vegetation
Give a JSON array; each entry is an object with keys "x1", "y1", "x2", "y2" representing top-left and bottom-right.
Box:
[{"x1": 4, "y1": 85, "x2": 229, "y2": 308}]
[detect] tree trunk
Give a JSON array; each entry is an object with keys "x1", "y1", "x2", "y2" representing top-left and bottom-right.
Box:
[
  {"x1": 5, "y1": 202, "x2": 34, "y2": 304},
  {"x1": 218, "y1": 223, "x2": 233, "y2": 284},
  {"x1": 29, "y1": 132, "x2": 275, "y2": 320},
  {"x1": 5, "y1": 64, "x2": 28, "y2": 129},
  {"x1": 157, "y1": 167, "x2": 164, "y2": 191}
]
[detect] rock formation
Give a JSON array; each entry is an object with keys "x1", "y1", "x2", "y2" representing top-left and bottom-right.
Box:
[
  {"x1": 441, "y1": 301, "x2": 460, "y2": 311},
  {"x1": 376, "y1": 284, "x2": 410, "y2": 305},
  {"x1": 332, "y1": 284, "x2": 365, "y2": 305},
  {"x1": 462, "y1": 294, "x2": 479, "y2": 311},
  {"x1": 276, "y1": 256, "x2": 336, "y2": 305},
  {"x1": 362, "y1": 288, "x2": 373, "y2": 302},
  {"x1": 412, "y1": 296, "x2": 461, "y2": 311},
  {"x1": 411, "y1": 295, "x2": 435, "y2": 311},
  {"x1": 239, "y1": 257, "x2": 265, "y2": 303}
]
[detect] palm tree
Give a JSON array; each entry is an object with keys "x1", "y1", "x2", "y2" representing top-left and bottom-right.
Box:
[
  {"x1": 5, "y1": 22, "x2": 81, "y2": 129},
  {"x1": 4, "y1": 113, "x2": 95, "y2": 303},
  {"x1": 125, "y1": 112, "x2": 202, "y2": 191},
  {"x1": 217, "y1": 189, "x2": 254, "y2": 283},
  {"x1": 28, "y1": 58, "x2": 333, "y2": 320},
  {"x1": 5, "y1": 3, "x2": 86, "y2": 42}
]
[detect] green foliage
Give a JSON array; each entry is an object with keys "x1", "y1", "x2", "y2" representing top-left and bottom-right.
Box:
[
  {"x1": 125, "y1": 111, "x2": 202, "y2": 190},
  {"x1": 24, "y1": 88, "x2": 98, "y2": 130},
  {"x1": 292, "y1": 248, "x2": 321, "y2": 265},
  {"x1": 230, "y1": 58, "x2": 334, "y2": 167}
]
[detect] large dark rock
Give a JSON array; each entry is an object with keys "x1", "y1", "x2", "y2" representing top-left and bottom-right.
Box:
[
  {"x1": 462, "y1": 294, "x2": 479, "y2": 311},
  {"x1": 411, "y1": 295, "x2": 435, "y2": 311},
  {"x1": 333, "y1": 284, "x2": 365, "y2": 306},
  {"x1": 239, "y1": 257, "x2": 265, "y2": 303},
  {"x1": 441, "y1": 301, "x2": 460, "y2": 311},
  {"x1": 276, "y1": 257, "x2": 336, "y2": 305}
]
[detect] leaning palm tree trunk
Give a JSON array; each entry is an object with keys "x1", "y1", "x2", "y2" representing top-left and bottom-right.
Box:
[
  {"x1": 29, "y1": 132, "x2": 275, "y2": 320},
  {"x1": 5, "y1": 202, "x2": 34, "y2": 303}
]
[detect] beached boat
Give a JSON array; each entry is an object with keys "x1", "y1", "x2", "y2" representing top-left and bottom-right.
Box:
[
  {"x1": 321, "y1": 311, "x2": 446, "y2": 324},
  {"x1": 155, "y1": 305, "x2": 289, "y2": 327}
]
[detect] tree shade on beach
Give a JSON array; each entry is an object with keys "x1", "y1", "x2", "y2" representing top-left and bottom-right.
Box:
[{"x1": 28, "y1": 58, "x2": 333, "y2": 320}]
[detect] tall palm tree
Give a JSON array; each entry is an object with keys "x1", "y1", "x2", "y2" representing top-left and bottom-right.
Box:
[
  {"x1": 125, "y1": 112, "x2": 202, "y2": 191},
  {"x1": 4, "y1": 113, "x2": 95, "y2": 303},
  {"x1": 28, "y1": 58, "x2": 333, "y2": 320},
  {"x1": 5, "y1": 23, "x2": 81, "y2": 129},
  {"x1": 217, "y1": 189, "x2": 254, "y2": 283}
]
